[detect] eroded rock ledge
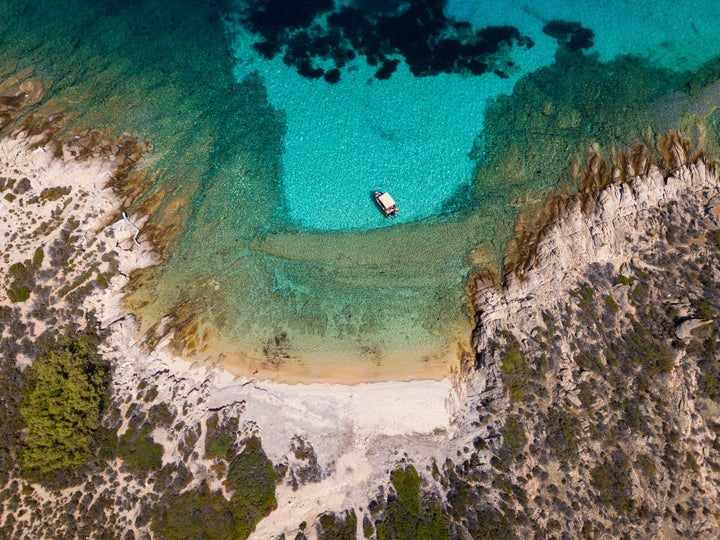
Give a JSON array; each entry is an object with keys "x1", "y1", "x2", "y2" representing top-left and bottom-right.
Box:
[
  {"x1": 474, "y1": 158, "x2": 718, "y2": 350},
  {"x1": 451, "y1": 158, "x2": 720, "y2": 538}
]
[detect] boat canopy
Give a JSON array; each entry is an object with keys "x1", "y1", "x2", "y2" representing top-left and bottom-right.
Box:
[{"x1": 378, "y1": 192, "x2": 396, "y2": 208}]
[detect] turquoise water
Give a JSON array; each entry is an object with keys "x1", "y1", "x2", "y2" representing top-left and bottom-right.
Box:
[
  {"x1": 227, "y1": 0, "x2": 720, "y2": 231},
  {"x1": 2, "y1": 0, "x2": 720, "y2": 377}
]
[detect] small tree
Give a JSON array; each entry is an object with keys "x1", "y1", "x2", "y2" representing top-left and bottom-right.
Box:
[{"x1": 19, "y1": 329, "x2": 109, "y2": 479}]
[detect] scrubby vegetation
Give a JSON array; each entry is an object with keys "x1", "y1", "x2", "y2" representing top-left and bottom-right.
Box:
[
  {"x1": 499, "y1": 334, "x2": 532, "y2": 403},
  {"x1": 317, "y1": 509, "x2": 357, "y2": 540},
  {"x1": 373, "y1": 465, "x2": 449, "y2": 540},
  {"x1": 152, "y1": 436, "x2": 277, "y2": 540},
  {"x1": 19, "y1": 326, "x2": 110, "y2": 480},
  {"x1": 117, "y1": 423, "x2": 164, "y2": 473}
]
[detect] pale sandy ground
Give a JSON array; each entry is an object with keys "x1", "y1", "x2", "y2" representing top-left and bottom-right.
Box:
[
  {"x1": 1, "y1": 132, "x2": 470, "y2": 538},
  {"x1": 105, "y1": 314, "x2": 464, "y2": 539}
]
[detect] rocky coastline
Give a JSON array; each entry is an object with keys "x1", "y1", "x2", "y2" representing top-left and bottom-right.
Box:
[
  {"x1": 2, "y1": 65, "x2": 720, "y2": 537},
  {"x1": 451, "y1": 151, "x2": 720, "y2": 538}
]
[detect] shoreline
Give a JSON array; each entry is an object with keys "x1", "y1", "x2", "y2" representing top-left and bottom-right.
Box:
[
  {"x1": 4, "y1": 118, "x2": 720, "y2": 538},
  {"x1": 1, "y1": 128, "x2": 464, "y2": 533},
  {"x1": 189, "y1": 338, "x2": 466, "y2": 385}
]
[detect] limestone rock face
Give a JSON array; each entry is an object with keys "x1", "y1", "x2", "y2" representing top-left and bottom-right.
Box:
[{"x1": 458, "y1": 160, "x2": 720, "y2": 539}]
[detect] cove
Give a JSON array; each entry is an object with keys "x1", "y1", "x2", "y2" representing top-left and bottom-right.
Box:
[{"x1": 3, "y1": 0, "x2": 720, "y2": 381}]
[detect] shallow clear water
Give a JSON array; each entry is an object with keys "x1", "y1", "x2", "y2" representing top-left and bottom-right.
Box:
[{"x1": 2, "y1": 0, "x2": 720, "y2": 375}]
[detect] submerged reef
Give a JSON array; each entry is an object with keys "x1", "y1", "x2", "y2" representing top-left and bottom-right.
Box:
[
  {"x1": 236, "y1": 0, "x2": 532, "y2": 82},
  {"x1": 542, "y1": 20, "x2": 594, "y2": 52}
]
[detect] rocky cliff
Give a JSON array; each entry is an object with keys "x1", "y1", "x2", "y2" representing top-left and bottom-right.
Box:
[{"x1": 442, "y1": 156, "x2": 720, "y2": 538}]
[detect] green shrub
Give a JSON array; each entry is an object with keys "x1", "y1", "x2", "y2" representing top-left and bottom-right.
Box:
[
  {"x1": 590, "y1": 452, "x2": 634, "y2": 513},
  {"x1": 499, "y1": 336, "x2": 532, "y2": 403},
  {"x1": 205, "y1": 413, "x2": 237, "y2": 460},
  {"x1": 118, "y1": 424, "x2": 163, "y2": 472},
  {"x1": 623, "y1": 322, "x2": 674, "y2": 375},
  {"x1": 153, "y1": 437, "x2": 277, "y2": 539},
  {"x1": 501, "y1": 417, "x2": 527, "y2": 461},
  {"x1": 376, "y1": 465, "x2": 449, "y2": 540},
  {"x1": 19, "y1": 329, "x2": 109, "y2": 478},
  {"x1": 574, "y1": 351, "x2": 604, "y2": 373},
  {"x1": 6, "y1": 285, "x2": 30, "y2": 303},
  {"x1": 318, "y1": 510, "x2": 357, "y2": 540},
  {"x1": 635, "y1": 453, "x2": 657, "y2": 478},
  {"x1": 576, "y1": 286, "x2": 595, "y2": 311},
  {"x1": 226, "y1": 436, "x2": 278, "y2": 538},
  {"x1": 546, "y1": 408, "x2": 582, "y2": 462},
  {"x1": 603, "y1": 295, "x2": 620, "y2": 313},
  {"x1": 685, "y1": 451, "x2": 701, "y2": 474},
  {"x1": 152, "y1": 481, "x2": 238, "y2": 540}
]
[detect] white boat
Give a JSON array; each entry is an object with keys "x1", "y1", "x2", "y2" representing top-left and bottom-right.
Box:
[{"x1": 373, "y1": 190, "x2": 398, "y2": 217}]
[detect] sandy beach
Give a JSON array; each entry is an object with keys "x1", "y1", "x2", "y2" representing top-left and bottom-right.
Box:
[{"x1": 0, "y1": 129, "x2": 470, "y2": 537}]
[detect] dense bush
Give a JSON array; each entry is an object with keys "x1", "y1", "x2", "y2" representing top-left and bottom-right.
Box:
[
  {"x1": 500, "y1": 417, "x2": 527, "y2": 461},
  {"x1": 118, "y1": 424, "x2": 164, "y2": 473},
  {"x1": 317, "y1": 509, "x2": 357, "y2": 540},
  {"x1": 226, "y1": 436, "x2": 277, "y2": 538},
  {"x1": 376, "y1": 465, "x2": 449, "y2": 540},
  {"x1": 153, "y1": 436, "x2": 277, "y2": 539},
  {"x1": 205, "y1": 413, "x2": 237, "y2": 460},
  {"x1": 545, "y1": 408, "x2": 581, "y2": 462},
  {"x1": 18, "y1": 327, "x2": 109, "y2": 479},
  {"x1": 590, "y1": 451, "x2": 634, "y2": 513},
  {"x1": 153, "y1": 481, "x2": 239, "y2": 540}
]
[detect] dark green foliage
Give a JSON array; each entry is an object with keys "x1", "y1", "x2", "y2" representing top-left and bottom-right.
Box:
[
  {"x1": 317, "y1": 510, "x2": 357, "y2": 540},
  {"x1": 685, "y1": 451, "x2": 700, "y2": 474},
  {"x1": 499, "y1": 336, "x2": 532, "y2": 403},
  {"x1": 118, "y1": 424, "x2": 163, "y2": 473},
  {"x1": 95, "y1": 425, "x2": 119, "y2": 462},
  {"x1": 465, "y1": 507, "x2": 512, "y2": 539},
  {"x1": 18, "y1": 327, "x2": 109, "y2": 479},
  {"x1": 376, "y1": 465, "x2": 449, "y2": 540},
  {"x1": 153, "y1": 437, "x2": 276, "y2": 539},
  {"x1": 6, "y1": 285, "x2": 30, "y2": 303},
  {"x1": 709, "y1": 229, "x2": 720, "y2": 249},
  {"x1": 32, "y1": 247, "x2": 44, "y2": 267},
  {"x1": 545, "y1": 408, "x2": 581, "y2": 462},
  {"x1": 0, "y1": 347, "x2": 27, "y2": 484},
  {"x1": 500, "y1": 417, "x2": 527, "y2": 461},
  {"x1": 590, "y1": 451, "x2": 634, "y2": 513},
  {"x1": 691, "y1": 326, "x2": 720, "y2": 401},
  {"x1": 226, "y1": 437, "x2": 278, "y2": 538},
  {"x1": 575, "y1": 286, "x2": 595, "y2": 312},
  {"x1": 363, "y1": 515, "x2": 374, "y2": 538},
  {"x1": 7, "y1": 263, "x2": 33, "y2": 303},
  {"x1": 148, "y1": 403, "x2": 175, "y2": 427},
  {"x1": 142, "y1": 384, "x2": 159, "y2": 403},
  {"x1": 39, "y1": 186, "x2": 71, "y2": 201},
  {"x1": 205, "y1": 413, "x2": 237, "y2": 460},
  {"x1": 603, "y1": 295, "x2": 620, "y2": 313},
  {"x1": 6, "y1": 247, "x2": 45, "y2": 303},
  {"x1": 152, "y1": 481, "x2": 239, "y2": 540},
  {"x1": 13, "y1": 177, "x2": 31, "y2": 194},
  {"x1": 622, "y1": 321, "x2": 674, "y2": 375},
  {"x1": 574, "y1": 351, "x2": 604, "y2": 373},
  {"x1": 605, "y1": 318, "x2": 674, "y2": 375},
  {"x1": 691, "y1": 298, "x2": 715, "y2": 319}
]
